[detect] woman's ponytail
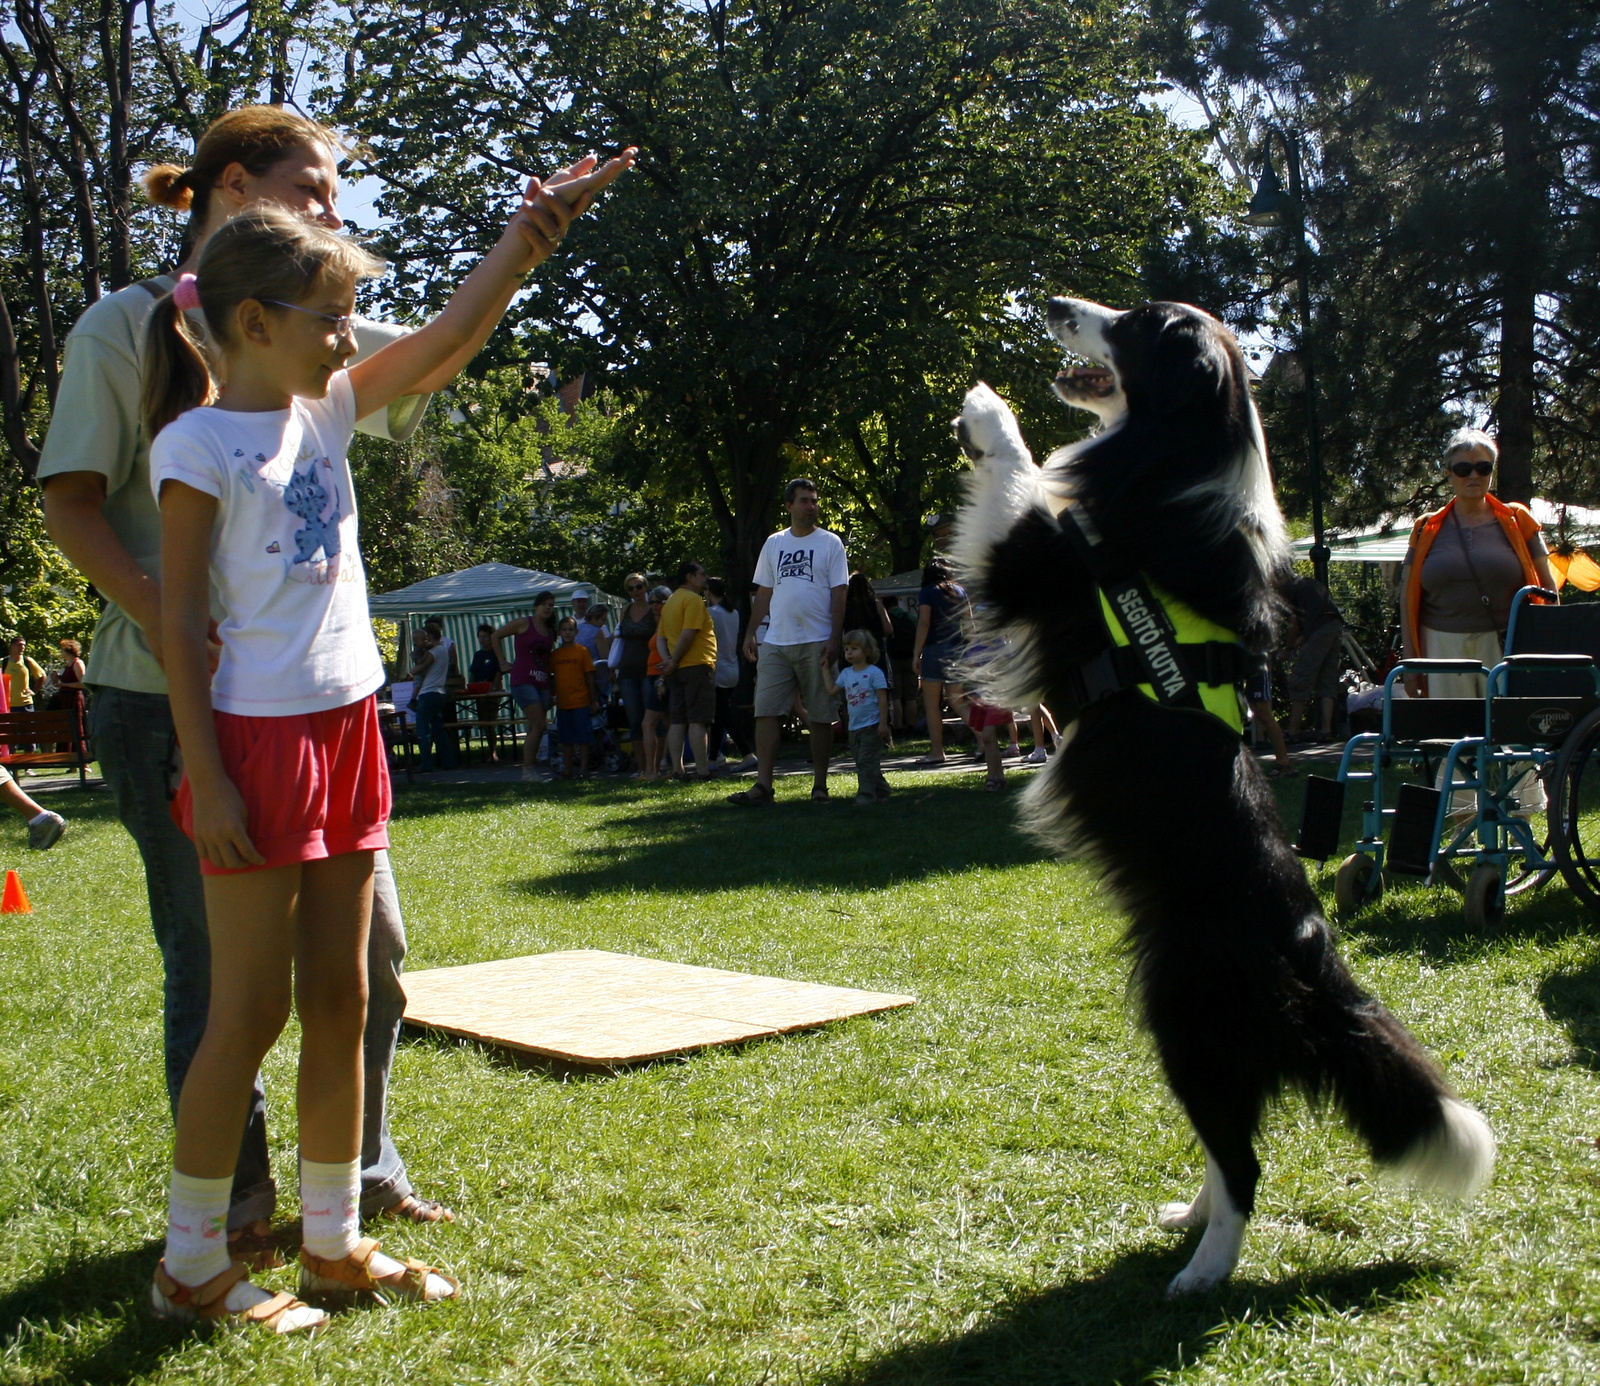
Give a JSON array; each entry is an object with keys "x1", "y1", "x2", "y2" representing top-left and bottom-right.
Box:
[
  {"x1": 141, "y1": 164, "x2": 194, "y2": 211},
  {"x1": 142, "y1": 292, "x2": 215, "y2": 438}
]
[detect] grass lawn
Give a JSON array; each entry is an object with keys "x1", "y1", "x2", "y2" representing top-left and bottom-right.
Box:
[{"x1": 3, "y1": 766, "x2": 1600, "y2": 1384}]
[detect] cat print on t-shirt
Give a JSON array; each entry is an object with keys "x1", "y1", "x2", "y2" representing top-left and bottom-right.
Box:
[{"x1": 281, "y1": 451, "x2": 343, "y2": 584}]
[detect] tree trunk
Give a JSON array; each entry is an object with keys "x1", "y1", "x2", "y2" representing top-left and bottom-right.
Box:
[
  {"x1": 0, "y1": 287, "x2": 42, "y2": 476},
  {"x1": 1494, "y1": 66, "x2": 1542, "y2": 504}
]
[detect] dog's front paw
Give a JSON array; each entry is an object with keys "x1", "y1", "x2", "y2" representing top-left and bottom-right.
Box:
[{"x1": 954, "y1": 383, "x2": 1027, "y2": 462}]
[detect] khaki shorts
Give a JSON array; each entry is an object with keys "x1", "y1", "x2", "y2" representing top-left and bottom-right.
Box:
[
  {"x1": 0, "y1": 764, "x2": 11, "y2": 787},
  {"x1": 754, "y1": 640, "x2": 835, "y2": 723},
  {"x1": 667, "y1": 664, "x2": 716, "y2": 725}
]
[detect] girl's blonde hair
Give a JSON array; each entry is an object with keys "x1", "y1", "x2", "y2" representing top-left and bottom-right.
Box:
[
  {"x1": 142, "y1": 106, "x2": 346, "y2": 231},
  {"x1": 842, "y1": 628, "x2": 880, "y2": 663},
  {"x1": 142, "y1": 205, "x2": 384, "y2": 437}
]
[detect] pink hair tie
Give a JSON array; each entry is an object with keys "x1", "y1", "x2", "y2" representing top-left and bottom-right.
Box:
[{"x1": 171, "y1": 273, "x2": 201, "y2": 311}]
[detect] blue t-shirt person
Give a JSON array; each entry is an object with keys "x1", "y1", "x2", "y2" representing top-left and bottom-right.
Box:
[
  {"x1": 836, "y1": 663, "x2": 888, "y2": 730},
  {"x1": 919, "y1": 582, "x2": 967, "y2": 647}
]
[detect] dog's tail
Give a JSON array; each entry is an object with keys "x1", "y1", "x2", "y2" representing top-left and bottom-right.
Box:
[{"x1": 1312, "y1": 972, "x2": 1496, "y2": 1201}]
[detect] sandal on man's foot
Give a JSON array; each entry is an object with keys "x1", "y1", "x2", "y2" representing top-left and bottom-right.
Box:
[
  {"x1": 300, "y1": 1237, "x2": 460, "y2": 1305},
  {"x1": 370, "y1": 1194, "x2": 455, "y2": 1226},
  {"x1": 984, "y1": 774, "x2": 1005, "y2": 792},
  {"x1": 726, "y1": 783, "x2": 774, "y2": 806},
  {"x1": 152, "y1": 1260, "x2": 327, "y2": 1334},
  {"x1": 811, "y1": 785, "x2": 831, "y2": 802},
  {"x1": 227, "y1": 1218, "x2": 285, "y2": 1271}
]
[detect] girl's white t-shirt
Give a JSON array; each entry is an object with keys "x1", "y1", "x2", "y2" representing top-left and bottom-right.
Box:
[{"x1": 148, "y1": 371, "x2": 385, "y2": 717}]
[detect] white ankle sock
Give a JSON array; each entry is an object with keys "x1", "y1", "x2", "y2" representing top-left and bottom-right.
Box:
[
  {"x1": 300, "y1": 1158, "x2": 360, "y2": 1261},
  {"x1": 164, "y1": 1169, "x2": 232, "y2": 1287}
]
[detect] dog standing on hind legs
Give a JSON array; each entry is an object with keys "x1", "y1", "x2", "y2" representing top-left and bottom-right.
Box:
[{"x1": 950, "y1": 295, "x2": 1496, "y2": 1294}]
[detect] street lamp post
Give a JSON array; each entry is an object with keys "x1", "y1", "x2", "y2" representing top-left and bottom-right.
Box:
[{"x1": 1245, "y1": 129, "x2": 1330, "y2": 589}]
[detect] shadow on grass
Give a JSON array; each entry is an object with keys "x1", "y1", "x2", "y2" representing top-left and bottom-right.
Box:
[
  {"x1": 504, "y1": 779, "x2": 1046, "y2": 898},
  {"x1": 1539, "y1": 945, "x2": 1600, "y2": 1070},
  {"x1": 398, "y1": 1025, "x2": 626, "y2": 1081},
  {"x1": 0, "y1": 1237, "x2": 188, "y2": 1384},
  {"x1": 826, "y1": 1245, "x2": 1444, "y2": 1386}
]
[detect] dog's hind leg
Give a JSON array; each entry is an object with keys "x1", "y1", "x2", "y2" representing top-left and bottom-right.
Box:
[
  {"x1": 1163, "y1": 1103, "x2": 1261, "y2": 1295},
  {"x1": 1166, "y1": 1147, "x2": 1248, "y2": 1296},
  {"x1": 1157, "y1": 1149, "x2": 1217, "y2": 1230}
]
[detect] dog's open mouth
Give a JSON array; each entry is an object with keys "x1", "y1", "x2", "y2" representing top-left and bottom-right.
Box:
[{"x1": 1054, "y1": 365, "x2": 1117, "y2": 399}]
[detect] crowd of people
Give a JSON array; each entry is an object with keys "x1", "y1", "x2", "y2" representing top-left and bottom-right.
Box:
[{"x1": 397, "y1": 479, "x2": 1068, "y2": 804}]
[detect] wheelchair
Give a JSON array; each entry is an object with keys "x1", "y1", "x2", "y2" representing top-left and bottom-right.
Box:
[{"x1": 1295, "y1": 587, "x2": 1600, "y2": 930}]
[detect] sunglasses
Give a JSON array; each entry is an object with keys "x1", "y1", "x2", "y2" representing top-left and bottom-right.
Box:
[
  {"x1": 262, "y1": 299, "x2": 355, "y2": 337},
  {"x1": 1449, "y1": 460, "x2": 1494, "y2": 478},
  {"x1": 626, "y1": 583, "x2": 645, "y2": 591}
]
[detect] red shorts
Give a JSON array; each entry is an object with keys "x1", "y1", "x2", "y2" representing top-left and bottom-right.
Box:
[
  {"x1": 173, "y1": 696, "x2": 392, "y2": 876},
  {"x1": 966, "y1": 699, "x2": 1011, "y2": 732}
]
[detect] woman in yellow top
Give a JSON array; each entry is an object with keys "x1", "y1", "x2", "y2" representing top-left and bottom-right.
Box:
[{"x1": 1400, "y1": 428, "x2": 1558, "y2": 700}]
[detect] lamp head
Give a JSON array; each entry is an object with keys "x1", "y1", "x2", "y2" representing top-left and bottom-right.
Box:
[{"x1": 1243, "y1": 157, "x2": 1285, "y2": 227}]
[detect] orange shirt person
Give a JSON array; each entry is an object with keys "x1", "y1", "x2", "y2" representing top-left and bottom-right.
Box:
[{"x1": 549, "y1": 616, "x2": 599, "y2": 777}]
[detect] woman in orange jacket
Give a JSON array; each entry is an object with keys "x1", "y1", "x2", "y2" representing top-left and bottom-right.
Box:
[{"x1": 1399, "y1": 428, "x2": 1558, "y2": 701}]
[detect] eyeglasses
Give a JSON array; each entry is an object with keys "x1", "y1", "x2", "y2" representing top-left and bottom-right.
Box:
[
  {"x1": 262, "y1": 299, "x2": 355, "y2": 337},
  {"x1": 1449, "y1": 460, "x2": 1494, "y2": 478},
  {"x1": 626, "y1": 583, "x2": 645, "y2": 592}
]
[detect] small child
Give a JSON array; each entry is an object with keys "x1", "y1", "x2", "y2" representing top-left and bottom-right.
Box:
[
  {"x1": 822, "y1": 629, "x2": 892, "y2": 804},
  {"x1": 965, "y1": 697, "x2": 1010, "y2": 791},
  {"x1": 550, "y1": 616, "x2": 599, "y2": 777}
]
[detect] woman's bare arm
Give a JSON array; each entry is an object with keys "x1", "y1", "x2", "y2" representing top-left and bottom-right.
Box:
[{"x1": 351, "y1": 153, "x2": 635, "y2": 412}]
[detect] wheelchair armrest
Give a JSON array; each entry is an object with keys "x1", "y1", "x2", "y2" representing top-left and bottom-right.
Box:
[
  {"x1": 1501, "y1": 653, "x2": 1598, "y2": 667},
  {"x1": 1395, "y1": 659, "x2": 1487, "y2": 674}
]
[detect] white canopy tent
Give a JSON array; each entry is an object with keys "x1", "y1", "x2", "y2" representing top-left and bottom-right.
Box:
[
  {"x1": 368, "y1": 562, "x2": 624, "y2": 679},
  {"x1": 1290, "y1": 499, "x2": 1600, "y2": 566}
]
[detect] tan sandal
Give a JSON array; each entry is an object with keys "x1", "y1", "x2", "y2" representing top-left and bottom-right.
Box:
[
  {"x1": 299, "y1": 1237, "x2": 459, "y2": 1305},
  {"x1": 227, "y1": 1218, "x2": 285, "y2": 1270},
  {"x1": 151, "y1": 1260, "x2": 327, "y2": 1334}
]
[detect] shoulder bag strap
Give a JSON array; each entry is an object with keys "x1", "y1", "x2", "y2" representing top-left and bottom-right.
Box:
[{"x1": 1447, "y1": 504, "x2": 1495, "y2": 616}]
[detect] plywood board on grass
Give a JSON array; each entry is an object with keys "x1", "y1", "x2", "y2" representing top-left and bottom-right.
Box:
[{"x1": 401, "y1": 949, "x2": 915, "y2": 1066}]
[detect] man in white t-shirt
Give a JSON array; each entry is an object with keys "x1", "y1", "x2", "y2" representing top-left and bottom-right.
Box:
[
  {"x1": 410, "y1": 619, "x2": 458, "y2": 773},
  {"x1": 729, "y1": 478, "x2": 849, "y2": 804}
]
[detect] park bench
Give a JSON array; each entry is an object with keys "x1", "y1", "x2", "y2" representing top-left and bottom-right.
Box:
[{"x1": 0, "y1": 708, "x2": 90, "y2": 787}]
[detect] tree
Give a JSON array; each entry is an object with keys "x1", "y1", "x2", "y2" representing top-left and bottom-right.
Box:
[
  {"x1": 334, "y1": 0, "x2": 1223, "y2": 591},
  {"x1": 353, "y1": 367, "x2": 720, "y2": 596},
  {"x1": 1157, "y1": 0, "x2": 1600, "y2": 522},
  {"x1": 0, "y1": 1, "x2": 341, "y2": 642}
]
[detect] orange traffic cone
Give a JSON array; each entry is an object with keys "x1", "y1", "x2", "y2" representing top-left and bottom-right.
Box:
[{"x1": 1, "y1": 870, "x2": 30, "y2": 913}]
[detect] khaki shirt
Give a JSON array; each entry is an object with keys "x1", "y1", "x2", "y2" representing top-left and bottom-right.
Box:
[{"x1": 36, "y1": 275, "x2": 430, "y2": 694}]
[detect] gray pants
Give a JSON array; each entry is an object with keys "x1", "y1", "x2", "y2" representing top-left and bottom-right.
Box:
[
  {"x1": 90, "y1": 687, "x2": 415, "y2": 1227},
  {"x1": 849, "y1": 725, "x2": 892, "y2": 801}
]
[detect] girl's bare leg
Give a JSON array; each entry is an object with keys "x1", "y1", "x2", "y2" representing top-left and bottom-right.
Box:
[
  {"x1": 174, "y1": 865, "x2": 300, "y2": 1178},
  {"x1": 922, "y1": 681, "x2": 945, "y2": 758},
  {"x1": 295, "y1": 851, "x2": 374, "y2": 1164},
  {"x1": 522, "y1": 703, "x2": 547, "y2": 768},
  {"x1": 1, "y1": 776, "x2": 47, "y2": 821}
]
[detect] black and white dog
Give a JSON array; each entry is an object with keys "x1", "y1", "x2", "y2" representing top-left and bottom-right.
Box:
[{"x1": 952, "y1": 297, "x2": 1494, "y2": 1294}]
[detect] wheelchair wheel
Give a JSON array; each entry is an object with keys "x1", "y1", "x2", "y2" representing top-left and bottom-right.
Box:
[
  {"x1": 1549, "y1": 707, "x2": 1600, "y2": 913},
  {"x1": 1334, "y1": 853, "x2": 1381, "y2": 916},
  {"x1": 1464, "y1": 864, "x2": 1505, "y2": 933}
]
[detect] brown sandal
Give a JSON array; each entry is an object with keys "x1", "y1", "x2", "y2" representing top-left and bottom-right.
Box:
[
  {"x1": 227, "y1": 1218, "x2": 285, "y2": 1270},
  {"x1": 299, "y1": 1237, "x2": 460, "y2": 1304},
  {"x1": 370, "y1": 1194, "x2": 455, "y2": 1225},
  {"x1": 151, "y1": 1260, "x2": 327, "y2": 1334},
  {"x1": 726, "y1": 783, "x2": 774, "y2": 806}
]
